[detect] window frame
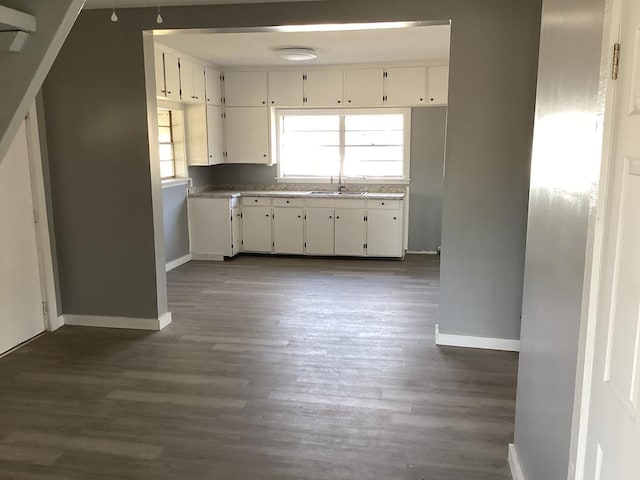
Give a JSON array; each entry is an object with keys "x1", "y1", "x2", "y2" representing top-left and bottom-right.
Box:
[
  {"x1": 274, "y1": 108, "x2": 411, "y2": 184},
  {"x1": 157, "y1": 100, "x2": 188, "y2": 187}
]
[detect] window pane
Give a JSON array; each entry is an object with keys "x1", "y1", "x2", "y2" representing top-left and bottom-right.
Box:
[
  {"x1": 157, "y1": 109, "x2": 171, "y2": 127},
  {"x1": 345, "y1": 130, "x2": 403, "y2": 146},
  {"x1": 158, "y1": 126, "x2": 172, "y2": 143},
  {"x1": 345, "y1": 114, "x2": 404, "y2": 131},
  {"x1": 159, "y1": 143, "x2": 174, "y2": 161},
  {"x1": 160, "y1": 160, "x2": 175, "y2": 179}
]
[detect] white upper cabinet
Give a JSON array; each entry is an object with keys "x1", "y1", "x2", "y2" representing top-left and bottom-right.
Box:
[
  {"x1": 385, "y1": 67, "x2": 426, "y2": 105},
  {"x1": 224, "y1": 71, "x2": 268, "y2": 106},
  {"x1": 427, "y1": 65, "x2": 449, "y2": 105},
  {"x1": 155, "y1": 50, "x2": 166, "y2": 98},
  {"x1": 207, "y1": 105, "x2": 224, "y2": 165},
  {"x1": 344, "y1": 68, "x2": 384, "y2": 106},
  {"x1": 163, "y1": 52, "x2": 180, "y2": 101},
  {"x1": 224, "y1": 107, "x2": 270, "y2": 164},
  {"x1": 179, "y1": 58, "x2": 205, "y2": 104},
  {"x1": 304, "y1": 70, "x2": 344, "y2": 107},
  {"x1": 268, "y1": 71, "x2": 304, "y2": 107},
  {"x1": 205, "y1": 67, "x2": 222, "y2": 106}
]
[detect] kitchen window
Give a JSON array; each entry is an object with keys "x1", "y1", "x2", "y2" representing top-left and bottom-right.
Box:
[
  {"x1": 158, "y1": 109, "x2": 176, "y2": 179},
  {"x1": 276, "y1": 108, "x2": 410, "y2": 182}
]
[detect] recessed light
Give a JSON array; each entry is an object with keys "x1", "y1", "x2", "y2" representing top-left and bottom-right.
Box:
[{"x1": 276, "y1": 47, "x2": 317, "y2": 61}]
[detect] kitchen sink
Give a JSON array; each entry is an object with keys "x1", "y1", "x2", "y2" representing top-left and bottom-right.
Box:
[{"x1": 307, "y1": 191, "x2": 368, "y2": 195}]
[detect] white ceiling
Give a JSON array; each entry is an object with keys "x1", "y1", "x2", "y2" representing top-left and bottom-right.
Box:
[
  {"x1": 83, "y1": 0, "x2": 317, "y2": 8},
  {"x1": 156, "y1": 25, "x2": 450, "y2": 67}
]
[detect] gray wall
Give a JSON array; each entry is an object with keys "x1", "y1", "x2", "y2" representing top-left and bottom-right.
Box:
[
  {"x1": 162, "y1": 184, "x2": 190, "y2": 263},
  {"x1": 42, "y1": 0, "x2": 540, "y2": 331},
  {"x1": 409, "y1": 107, "x2": 446, "y2": 251},
  {"x1": 513, "y1": 0, "x2": 605, "y2": 477}
]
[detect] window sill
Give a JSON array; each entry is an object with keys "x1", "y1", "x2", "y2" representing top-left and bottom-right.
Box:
[
  {"x1": 161, "y1": 178, "x2": 190, "y2": 189},
  {"x1": 276, "y1": 177, "x2": 411, "y2": 185}
]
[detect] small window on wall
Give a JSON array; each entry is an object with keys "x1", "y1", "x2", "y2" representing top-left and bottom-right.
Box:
[
  {"x1": 276, "y1": 108, "x2": 410, "y2": 182},
  {"x1": 158, "y1": 109, "x2": 176, "y2": 179}
]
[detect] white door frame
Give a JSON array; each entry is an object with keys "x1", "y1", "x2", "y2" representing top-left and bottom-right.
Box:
[
  {"x1": 24, "y1": 102, "x2": 61, "y2": 332},
  {"x1": 569, "y1": 0, "x2": 623, "y2": 477}
]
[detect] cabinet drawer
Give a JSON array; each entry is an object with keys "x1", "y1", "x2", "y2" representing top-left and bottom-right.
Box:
[
  {"x1": 335, "y1": 198, "x2": 366, "y2": 209},
  {"x1": 273, "y1": 197, "x2": 304, "y2": 207},
  {"x1": 367, "y1": 199, "x2": 401, "y2": 210},
  {"x1": 242, "y1": 196, "x2": 272, "y2": 206},
  {"x1": 305, "y1": 198, "x2": 336, "y2": 208}
]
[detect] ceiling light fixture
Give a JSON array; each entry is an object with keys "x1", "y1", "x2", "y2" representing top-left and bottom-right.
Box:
[
  {"x1": 156, "y1": 6, "x2": 163, "y2": 24},
  {"x1": 276, "y1": 47, "x2": 317, "y2": 62},
  {"x1": 110, "y1": 8, "x2": 118, "y2": 22}
]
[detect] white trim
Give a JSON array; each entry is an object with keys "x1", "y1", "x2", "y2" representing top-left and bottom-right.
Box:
[
  {"x1": 435, "y1": 324, "x2": 520, "y2": 352},
  {"x1": 407, "y1": 250, "x2": 438, "y2": 255},
  {"x1": 508, "y1": 444, "x2": 526, "y2": 480},
  {"x1": 0, "y1": 5, "x2": 37, "y2": 33},
  {"x1": 166, "y1": 253, "x2": 192, "y2": 271},
  {"x1": 192, "y1": 253, "x2": 225, "y2": 261},
  {"x1": 63, "y1": 312, "x2": 172, "y2": 331},
  {"x1": 161, "y1": 178, "x2": 190, "y2": 189}
]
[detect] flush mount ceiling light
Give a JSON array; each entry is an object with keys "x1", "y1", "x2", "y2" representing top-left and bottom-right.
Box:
[{"x1": 275, "y1": 47, "x2": 317, "y2": 61}]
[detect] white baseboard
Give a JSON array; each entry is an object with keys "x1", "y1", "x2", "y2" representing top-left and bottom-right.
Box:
[
  {"x1": 435, "y1": 324, "x2": 520, "y2": 352},
  {"x1": 48, "y1": 315, "x2": 65, "y2": 331},
  {"x1": 63, "y1": 312, "x2": 172, "y2": 331},
  {"x1": 508, "y1": 444, "x2": 526, "y2": 480},
  {"x1": 192, "y1": 253, "x2": 225, "y2": 261},
  {"x1": 166, "y1": 253, "x2": 192, "y2": 272},
  {"x1": 406, "y1": 250, "x2": 438, "y2": 255}
]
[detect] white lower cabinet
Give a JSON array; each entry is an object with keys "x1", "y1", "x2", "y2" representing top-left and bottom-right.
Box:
[
  {"x1": 335, "y1": 207, "x2": 366, "y2": 256},
  {"x1": 273, "y1": 207, "x2": 304, "y2": 254},
  {"x1": 241, "y1": 204, "x2": 272, "y2": 253},
  {"x1": 366, "y1": 209, "x2": 403, "y2": 257},
  {"x1": 304, "y1": 208, "x2": 335, "y2": 255},
  {"x1": 188, "y1": 197, "x2": 240, "y2": 259}
]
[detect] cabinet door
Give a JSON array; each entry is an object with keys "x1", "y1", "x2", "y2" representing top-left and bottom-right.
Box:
[
  {"x1": 334, "y1": 208, "x2": 366, "y2": 256},
  {"x1": 185, "y1": 105, "x2": 208, "y2": 166},
  {"x1": 242, "y1": 206, "x2": 272, "y2": 253},
  {"x1": 231, "y1": 207, "x2": 242, "y2": 256},
  {"x1": 385, "y1": 67, "x2": 426, "y2": 105},
  {"x1": 179, "y1": 58, "x2": 194, "y2": 103},
  {"x1": 205, "y1": 67, "x2": 222, "y2": 105},
  {"x1": 305, "y1": 208, "x2": 335, "y2": 255},
  {"x1": 224, "y1": 107, "x2": 270, "y2": 164},
  {"x1": 268, "y1": 71, "x2": 304, "y2": 107},
  {"x1": 428, "y1": 65, "x2": 449, "y2": 105},
  {"x1": 273, "y1": 207, "x2": 304, "y2": 254},
  {"x1": 344, "y1": 68, "x2": 384, "y2": 106},
  {"x1": 305, "y1": 70, "x2": 343, "y2": 107},
  {"x1": 155, "y1": 50, "x2": 166, "y2": 98},
  {"x1": 163, "y1": 52, "x2": 180, "y2": 101},
  {"x1": 366, "y1": 209, "x2": 403, "y2": 257},
  {"x1": 224, "y1": 71, "x2": 268, "y2": 106},
  {"x1": 188, "y1": 198, "x2": 232, "y2": 256},
  {"x1": 192, "y1": 63, "x2": 206, "y2": 104},
  {"x1": 206, "y1": 105, "x2": 224, "y2": 165}
]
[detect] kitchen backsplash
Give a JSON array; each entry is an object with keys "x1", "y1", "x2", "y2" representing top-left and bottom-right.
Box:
[{"x1": 188, "y1": 183, "x2": 408, "y2": 195}]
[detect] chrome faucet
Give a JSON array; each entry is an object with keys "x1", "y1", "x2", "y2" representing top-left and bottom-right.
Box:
[{"x1": 338, "y1": 170, "x2": 346, "y2": 192}]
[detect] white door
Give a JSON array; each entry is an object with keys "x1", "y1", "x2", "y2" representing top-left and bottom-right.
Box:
[
  {"x1": 366, "y1": 210, "x2": 403, "y2": 257},
  {"x1": 305, "y1": 208, "x2": 335, "y2": 255},
  {"x1": 334, "y1": 208, "x2": 366, "y2": 256},
  {"x1": 242, "y1": 206, "x2": 272, "y2": 252},
  {"x1": 224, "y1": 71, "x2": 268, "y2": 106},
  {"x1": 224, "y1": 107, "x2": 270, "y2": 164},
  {"x1": 154, "y1": 50, "x2": 166, "y2": 98},
  {"x1": 344, "y1": 68, "x2": 384, "y2": 106},
  {"x1": 163, "y1": 52, "x2": 180, "y2": 101},
  {"x1": 206, "y1": 105, "x2": 224, "y2": 165},
  {"x1": 583, "y1": 0, "x2": 640, "y2": 477},
  {"x1": 273, "y1": 207, "x2": 304, "y2": 254},
  {"x1": 205, "y1": 67, "x2": 222, "y2": 106},
  {"x1": 385, "y1": 67, "x2": 426, "y2": 105},
  {"x1": 427, "y1": 65, "x2": 449, "y2": 105},
  {"x1": 305, "y1": 70, "x2": 344, "y2": 107},
  {"x1": 268, "y1": 71, "x2": 304, "y2": 107},
  {"x1": 231, "y1": 207, "x2": 242, "y2": 256},
  {"x1": 179, "y1": 58, "x2": 195, "y2": 103},
  {"x1": 0, "y1": 121, "x2": 45, "y2": 355}
]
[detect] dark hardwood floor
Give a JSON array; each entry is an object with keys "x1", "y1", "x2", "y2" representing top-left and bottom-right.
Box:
[{"x1": 0, "y1": 254, "x2": 517, "y2": 479}]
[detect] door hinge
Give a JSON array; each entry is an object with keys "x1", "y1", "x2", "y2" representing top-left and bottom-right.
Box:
[
  {"x1": 303, "y1": 74, "x2": 307, "y2": 80},
  {"x1": 33, "y1": 209, "x2": 38, "y2": 224},
  {"x1": 241, "y1": 240, "x2": 244, "y2": 245},
  {"x1": 612, "y1": 42, "x2": 621, "y2": 80},
  {"x1": 42, "y1": 301, "x2": 48, "y2": 317},
  {"x1": 304, "y1": 241, "x2": 307, "y2": 248}
]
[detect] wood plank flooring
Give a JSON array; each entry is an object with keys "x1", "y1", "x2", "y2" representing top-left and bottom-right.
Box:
[{"x1": 0, "y1": 254, "x2": 518, "y2": 479}]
